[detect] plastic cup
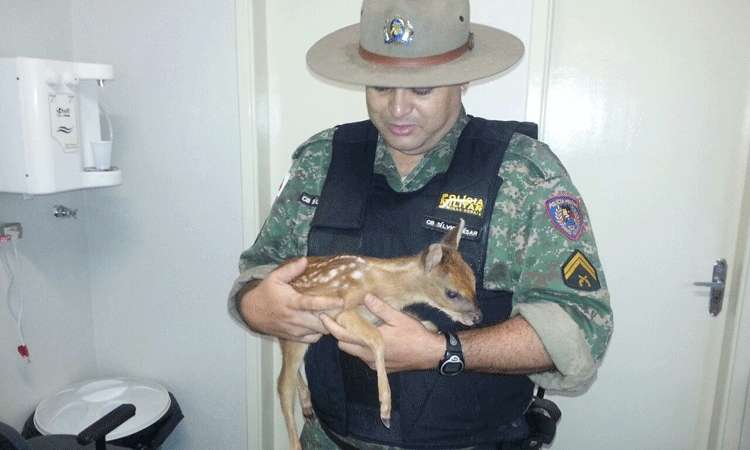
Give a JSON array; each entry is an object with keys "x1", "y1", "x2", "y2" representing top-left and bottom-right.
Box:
[{"x1": 91, "y1": 141, "x2": 113, "y2": 171}]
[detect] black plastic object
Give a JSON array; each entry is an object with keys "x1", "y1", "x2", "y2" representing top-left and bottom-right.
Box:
[
  {"x1": 76, "y1": 404, "x2": 135, "y2": 450},
  {"x1": 23, "y1": 393, "x2": 183, "y2": 450},
  {"x1": 522, "y1": 397, "x2": 562, "y2": 449},
  {"x1": 0, "y1": 421, "x2": 30, "y2": 450},
  {"x1": 1, "y1": 405, "x2": 135, "y2": 450}
]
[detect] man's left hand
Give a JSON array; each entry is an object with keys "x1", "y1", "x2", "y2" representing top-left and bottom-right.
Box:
[{"x1": 320, "y1": 294, "x2": 444, "y2": 372}]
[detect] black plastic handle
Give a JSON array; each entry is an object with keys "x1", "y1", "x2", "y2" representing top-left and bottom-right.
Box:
[{"x1": 76, "y1": 403, "x2": 136, "y2": 445}]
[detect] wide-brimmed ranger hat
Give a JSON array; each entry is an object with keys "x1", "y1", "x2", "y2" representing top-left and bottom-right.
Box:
[{"x1": 307, "y1": 0, "x2": 524, "y2": 88}]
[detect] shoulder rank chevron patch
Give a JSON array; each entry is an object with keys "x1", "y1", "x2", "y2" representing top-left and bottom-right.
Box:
[{"x1": 561, "y1": 250, "x2": 601, "y2": 291}]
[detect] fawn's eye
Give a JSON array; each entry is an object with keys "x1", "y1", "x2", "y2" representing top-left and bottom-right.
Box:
[{"x1": 445, "y1": 289, "x2": 459, "y2": 299}]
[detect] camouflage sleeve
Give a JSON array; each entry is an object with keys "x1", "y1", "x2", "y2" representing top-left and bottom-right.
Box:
[
  {"x1": 487, "y1": 136, "x2": 613, "y2": 391},
  {"x1": 227, "y1": 129, "x2": 335, "y2": 328}
]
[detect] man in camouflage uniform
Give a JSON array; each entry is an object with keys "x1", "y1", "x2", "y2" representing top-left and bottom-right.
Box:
[{"x1": 228, "y1": 1, "x2": 612, "y2": 449}]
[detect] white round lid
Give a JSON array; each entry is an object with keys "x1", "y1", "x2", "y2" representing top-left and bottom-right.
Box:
[{"x1": 34, "y1": 377, "x2": 171, "y2": 441}]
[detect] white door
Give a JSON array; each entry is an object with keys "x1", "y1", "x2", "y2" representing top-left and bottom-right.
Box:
[
  {"x1": 533, "y1": 1, "x2": 750, "y2": 449},
  {"x1": 239, "y1": 0, "x2": 750, "y2": 448},
  {"x1": 249, "y1": 2, "x2": 536, "y2": 447}
]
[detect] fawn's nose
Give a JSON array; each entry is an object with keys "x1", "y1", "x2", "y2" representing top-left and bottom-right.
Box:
[{"x1": 467, "y1": 310, "x2": 483, "y2": 325}]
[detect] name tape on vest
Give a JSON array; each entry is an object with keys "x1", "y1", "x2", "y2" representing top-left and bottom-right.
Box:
[
  {"x1": 423, "y1": 216, "x2": 481, "y2": 241},
  {"x1": 299, "y1": 192, "x2": 320, "y2": 207}
]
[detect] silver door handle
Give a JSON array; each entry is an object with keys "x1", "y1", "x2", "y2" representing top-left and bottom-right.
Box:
[{"x1": 693, "y1": 259, "x2": 727, "y2": 316}]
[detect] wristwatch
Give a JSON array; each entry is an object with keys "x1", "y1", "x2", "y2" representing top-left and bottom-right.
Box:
[{"x1": 438, "y1": 331, "x2": 465, "y2": 376}]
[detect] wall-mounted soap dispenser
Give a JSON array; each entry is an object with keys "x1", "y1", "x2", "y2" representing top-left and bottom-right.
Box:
[{"x1": 0, "y1": 57, "x2": 122, "y2": 195}]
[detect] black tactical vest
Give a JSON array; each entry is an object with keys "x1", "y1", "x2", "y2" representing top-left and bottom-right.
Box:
[{"x1": 305, "y1": 117, "x2": 537, "y2": 448}]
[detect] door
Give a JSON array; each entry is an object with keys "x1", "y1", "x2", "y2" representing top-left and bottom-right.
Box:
[
  {"x1": 249, "y1": 1, "x2": 536, "y2": 447},
  {"x1": 534, "y1": 1, "x2": 750, "y2": 449}
]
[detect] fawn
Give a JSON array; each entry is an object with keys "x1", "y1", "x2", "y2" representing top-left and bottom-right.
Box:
[{"x1": 277, "y1": 219, "x2": 481, "y2": 450}]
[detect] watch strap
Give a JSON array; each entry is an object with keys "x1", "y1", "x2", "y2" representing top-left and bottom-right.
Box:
[{"x1": 438, "y1": 331, "x2": 465, "y2": 376}]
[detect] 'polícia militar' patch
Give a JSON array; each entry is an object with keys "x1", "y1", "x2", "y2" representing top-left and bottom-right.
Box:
[
  {"x1": 299, "y1": 192, "x2": 319, "y2": 207},
  {"x1": 545, "y1": 194, "x2": 586, "y2": 241},
  {"x1": 437, "y1": 192, "x2": 485, "y2": 217},
  {"x1": 561, "y1": 250, "x2": 600, "y2": 291}
]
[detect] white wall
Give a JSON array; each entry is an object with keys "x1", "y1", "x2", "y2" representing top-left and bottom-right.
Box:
[
  {"x1": 263, "y1": 0, "x2": 367, "y2": 195},
  {"x1": 0, "y1": 2, "x2": 248, "y2": 449},
  {"x1": 0, "y1": 0, "x2": 99, "y2": 431},
  {"x1": 70, "y1": 1, "x2": 247, "y2": 449},
  {"x1": 0, "y1": 0, "x2": 74, "y2": 61},
  {"x1": 0, "y1": 194, "x2": 98, "y2": 429}
]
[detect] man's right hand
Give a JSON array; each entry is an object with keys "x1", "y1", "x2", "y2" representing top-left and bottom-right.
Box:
[{"x1": 240, "y1": 257, "x2": 344, "y2": 343}]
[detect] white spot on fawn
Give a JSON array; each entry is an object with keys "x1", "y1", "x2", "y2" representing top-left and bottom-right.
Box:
[{"x1": 315, "y1": 269, "x2": 339, "y2": 284}]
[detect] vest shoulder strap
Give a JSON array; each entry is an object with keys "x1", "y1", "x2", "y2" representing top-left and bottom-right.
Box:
[
  {"x1": 333, "y1": 119, "x2": 379, "y2": 143},
  {"x1": 468, "y1": 117, "x2": 538, "y2": 141},
  {"x1": 309, "y1": 120, "x2": 377, "y2": 232},
  {"x1": 514, "y1": 121, "x2": 539, "y2": 140}
]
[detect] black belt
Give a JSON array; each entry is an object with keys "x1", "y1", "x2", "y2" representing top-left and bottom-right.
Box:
[
  {"x1": 318, "y1": 389, "x2": 559, "y2": 450},
  {"x1": 321, "y1": 424, "x2": 523, "y2": 450}
]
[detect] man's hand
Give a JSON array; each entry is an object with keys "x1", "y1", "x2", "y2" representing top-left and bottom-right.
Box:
[
  {"x1": 320, "y1": 294, "x2": 444, "y2": 372},
  {"x1": 240, "y1": 258, "x2": 344, "y2": 343}
]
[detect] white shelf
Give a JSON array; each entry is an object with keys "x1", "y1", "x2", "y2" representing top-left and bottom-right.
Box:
[{"x1": 81, "y1": 167, "x2": 122, "y2": 189}]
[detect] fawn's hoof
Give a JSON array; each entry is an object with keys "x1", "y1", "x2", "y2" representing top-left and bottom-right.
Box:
[
  {"x1": 381, "y1": 416, "x2": 391, "y2": 429},
  {"x1": 303, "y1": 407, "x2": 315, "y2": 421}
]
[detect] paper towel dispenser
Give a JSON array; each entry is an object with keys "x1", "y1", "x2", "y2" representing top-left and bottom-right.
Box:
[{"x1": 0, "y1": 57, "x2": 122, "y2": 195}]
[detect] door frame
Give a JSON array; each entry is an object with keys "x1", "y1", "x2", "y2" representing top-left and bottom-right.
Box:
[
  {"x1": 525, "y1": 0, "x2": 555, "y2": 139},
  {"x1": 709, "y1": 146, "x2": 750, "y2": 449},
  {"x1": 236, "y1": 0, "x2": 274, "y2": 449}
]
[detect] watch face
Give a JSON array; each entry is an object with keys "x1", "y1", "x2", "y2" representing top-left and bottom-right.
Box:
[{"x1": 440, "y1": 354, "x2": 464, "y2": 376}]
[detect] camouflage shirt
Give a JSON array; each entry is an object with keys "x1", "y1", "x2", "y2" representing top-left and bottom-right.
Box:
[{"x1": 231, "y1": 109, "x2": 613, "y2": 391}]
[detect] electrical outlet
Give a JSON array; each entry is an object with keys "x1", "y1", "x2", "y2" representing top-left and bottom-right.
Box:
[{"x1": 0, "y1": 222, "x2": 23, "y2": 240}]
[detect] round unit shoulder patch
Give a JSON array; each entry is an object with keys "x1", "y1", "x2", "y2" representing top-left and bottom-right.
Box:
[{"x1": 545, "y1": 194, "x2": 586, "y2": 241}]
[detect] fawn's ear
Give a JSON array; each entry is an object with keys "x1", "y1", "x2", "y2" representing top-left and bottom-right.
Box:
[
  {"x1": 423, "y1": 243, "x2": 444, "y2": 272},
  {"x1": 440, "y1": 218, "x2": 464, "y2": 249}
]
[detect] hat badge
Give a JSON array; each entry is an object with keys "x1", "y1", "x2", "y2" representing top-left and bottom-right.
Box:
[{"x1": 383, "y1": 16, "x2": 414, "y2": 45}]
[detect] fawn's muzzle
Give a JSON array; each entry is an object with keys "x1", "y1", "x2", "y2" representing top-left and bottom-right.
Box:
[{"x1": 458, "y1": 309, "x2": 483, "y2": 326}]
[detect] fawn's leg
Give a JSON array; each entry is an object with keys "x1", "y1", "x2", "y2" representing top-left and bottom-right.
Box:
[
  {"x1": 335, "y1": 309, "x2": 392, "y2": 428},
  {"x1": 279, "y1": 339, "x2": 309, "y2": 450},
  {"x1": 297, "y1": 371, "x2": 314, "y2": 420}
]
